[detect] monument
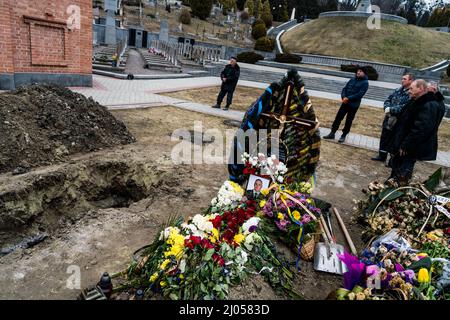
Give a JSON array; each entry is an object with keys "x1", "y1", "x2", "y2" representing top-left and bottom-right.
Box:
[
  {"x1": 0, "y1": 0, "x2": 93, "y2": 90},
  {"x1": 318, "y1": 0, "x2": 407, "y2": 24},
  {"x1": 356, "y1": 0, "x2": 372, "y2": 13},
  {"x1": 105, "y1": 0, "x2": 118, "y2": 45},
  {"x1": 159, "y1": 20, "x2": 170, "y2": 42}
]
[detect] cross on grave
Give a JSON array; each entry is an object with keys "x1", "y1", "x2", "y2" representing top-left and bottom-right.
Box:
[{"x1": 260, "y1": 81, "x2": 319, "y2": 162}]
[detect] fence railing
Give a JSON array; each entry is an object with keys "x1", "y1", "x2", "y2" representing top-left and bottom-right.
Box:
[{"x1": 150, "y1": 40, "x2": 221, "y2": 66}]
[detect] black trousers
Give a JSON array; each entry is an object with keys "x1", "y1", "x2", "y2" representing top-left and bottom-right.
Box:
[
  {"x1": 377, "y1": 115, "x2": 393, "y2": 158},
  {"x1": 217, "y1": 87, "x2": 235, "y2": 106},
  {"x1": 389, "y1": 154, "x2": 416, "y2": 183},
  {"x1": 331, "y1": 104, "x2": 358, "y2": 135}
]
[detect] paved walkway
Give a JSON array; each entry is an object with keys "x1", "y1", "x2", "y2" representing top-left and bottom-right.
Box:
[{"x1": 70, "y1": 75, "x2": 450, "y2": 167}]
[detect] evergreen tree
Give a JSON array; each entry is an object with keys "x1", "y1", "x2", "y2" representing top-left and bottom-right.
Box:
[
  {"x1": 190, "y1": 0, "x2": 213, "y2": 20},
  {"x1": 237, "y1": 0, "x2": 246, "y2": 11},
  {"x1": 247, "y1": 0, "x2": 254, "y2": 16},
  {"x1": 261, "y1": 0, "x2": 273, "y2": 27},
  {"x1": 280, "y1": 0, "x2": 289, "y2": 21}
]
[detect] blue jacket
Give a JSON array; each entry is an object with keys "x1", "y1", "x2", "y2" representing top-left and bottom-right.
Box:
[
  {"x1": 383, "y1": 86, "x2": 410, "y2": 115},
  {"x1": 341, "y1": 75, "x2": 369, "y2": 109}
]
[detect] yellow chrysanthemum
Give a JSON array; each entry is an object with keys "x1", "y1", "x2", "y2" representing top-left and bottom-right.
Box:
[
  {"x1": 259, "y1": 200, "x2": 266, "y2": 208},
  {"x1": 260, "y1": 188, "x2": 269, "y2": 196},
  {"x1": 233, "y1": 233, "x2": 245, "y2": 245},
  {"x1": 306, "y1": 199, "x2": 313, "y2": 204},
  {"x1": 292, "y1": 210, "x2": 301, "y2": 221},
  {"x1": 417, "y1": 268, "x2": 430, "y2": 283},
  {"x1": 160, "y1": 281, "x2": 168, "y2": 287},
  {"x1": 179, "y1": 274, "x2": 184, "y2": 279},
  {"x1": 149, "y1": 272, "x2": 158, "y2": 282},
  {"x1": 277, "y1": 213, "x2": 284, "y2": 220},
  {"x1": 160, "y1": 259, "x2": 171, "y2": 270},
  {"x1": 230, "y1": 181, "x2": 244, "y2": 194}
]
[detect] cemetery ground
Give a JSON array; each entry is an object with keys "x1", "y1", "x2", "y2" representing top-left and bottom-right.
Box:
[
  {"x1": 161, "y1": 85, "x2": 450, "y2": 152},
  {"x1": 0, "y1": 105, "x2": 441, "y2": 300}
]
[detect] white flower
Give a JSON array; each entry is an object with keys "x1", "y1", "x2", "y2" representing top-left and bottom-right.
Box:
[
  {"x1": 181, "y1": 222, "x2": 197, "y2": 233},
  {"x1": 243, "y1": 232, "x2": 261, "y2": 251},
  {"x1": 179, "y1": 259, "x2": 186, "y2": 273},
  {"x1": 242, "y1": 217, "x2": 261, "y2": 234},
  {"x1": 192, "y1": 214, "x2": 213, "y2": 232},
  {"x1": 159, "y1": 227, "x2": 180, "y2": 240},
  {"x1": 277, "y1": 175, "x2": 284, "y2": 183},
  {"x1": 240, "y1": 251, "x2": 248, "y2": 264}
]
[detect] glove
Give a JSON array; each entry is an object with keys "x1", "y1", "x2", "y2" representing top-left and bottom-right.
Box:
[{"x1": 385, "y1": 107, "x2": 390, "y2": 114}]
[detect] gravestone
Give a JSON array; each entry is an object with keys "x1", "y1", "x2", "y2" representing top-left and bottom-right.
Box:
[
  {"x1": 290, "y1": 8, "x2": 296, "y2": 20},
  {"x1": 159, "y1": 19, "x2": 169, "y2": 42},
  {"x1": 105, "y1": 0, "x2": 118, "y2": 45},
  {"x1": 356, "y1": 0, "x2": 372, "y2": 13}
]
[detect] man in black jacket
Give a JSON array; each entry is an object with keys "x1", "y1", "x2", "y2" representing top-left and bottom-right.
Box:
[
  {"x1": 386, "y1": 79, "x2": 446, "y2": 184},
  {"x1": 371, "y1": 73, "x2": 414, "y2": 163},
  {"x1": 212, "y1": 57, "x2": 240, "y2": 111},
  {"x1": 323, "y1": 66, "x2": 369, "y2": 143}
]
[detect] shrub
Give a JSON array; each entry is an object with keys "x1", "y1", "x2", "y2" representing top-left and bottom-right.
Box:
[
  {"x1": 240, "y1": 10, "x2": 250, "y2": 22},
  {"x1": 179, "y1": 8, "x2": 191, "y2": 24},
  {"x1": 236, "y1": 51, "x2": 264, "y2": 64},
  {"x1": 251, "y1": 23, "x2": 267, "y2": 40},
  {"x1": 254, "y1": 37, "x2": 275, "y2": 52},
  {"x1": 275, "y1": 53, "x2": 302, "y2": 64},
  {"x1": 261, "y1": 12, "x2": 273, "y2": 28},
  {"x1": 252, "y1": 18, "x2": 265, "y2": 28},
  {"x1": 341, "y1": 64, "x2": 379, "y2": 81},
  {"x1": 190, "y1": 0, "x2": 213, "y2": 20}
]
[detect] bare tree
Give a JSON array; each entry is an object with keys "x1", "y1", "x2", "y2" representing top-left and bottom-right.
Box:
[
  {"x1": 337, "y1": 0, "x2": 358, "y2": 11},
  {"x1": 371, "y1": 0, "x2": 402, "y2": 14}
]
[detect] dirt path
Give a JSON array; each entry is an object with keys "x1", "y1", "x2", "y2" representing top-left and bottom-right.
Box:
[{"x1": 0, "y1": 106, "x2": 441, "y2": 300}]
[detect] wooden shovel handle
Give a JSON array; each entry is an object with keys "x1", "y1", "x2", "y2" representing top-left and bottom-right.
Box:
[{"x1": 332, "y1": 207, "x2": 357, "y2": 256}]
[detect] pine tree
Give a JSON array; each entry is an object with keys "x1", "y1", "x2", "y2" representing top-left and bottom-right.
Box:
[
  {"x1": 190, "y1": 0, "x2": 213, "y2": 20},
  {"x1": 261, "y1": 0, "x2": 273, "y2": 27},
  {"x1": 280, "y1": 0, "x2": 289, "y2": 22},
  {"x1": 247, "y1": 0, "x2": 254, "y2": 16}
]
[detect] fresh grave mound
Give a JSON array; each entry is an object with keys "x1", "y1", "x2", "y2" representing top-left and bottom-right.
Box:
[{"x1": 0, "y1": 84, "x2": 136, "y2": 174}]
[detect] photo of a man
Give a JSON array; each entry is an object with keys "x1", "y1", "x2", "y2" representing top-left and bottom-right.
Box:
[{"x1": 246, "y1": 175, "x2": 270, "y2": 200}]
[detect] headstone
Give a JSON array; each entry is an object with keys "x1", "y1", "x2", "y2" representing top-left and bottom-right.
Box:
[
  {"x1": 105, "y1": 0, "x2": 118, "y2": 12},
  {"x1": 159, "y1": 19, "x2": 169, "y2": 42},
  {"x1": 178, "y1": 23, "x2": 183, "y2": 32},
  {"x1": 356, "y1": 0, "x2": 372, "y2": 13},
  {"x1": 105, "y1": 1, "x2": 117, "y2": 44}
]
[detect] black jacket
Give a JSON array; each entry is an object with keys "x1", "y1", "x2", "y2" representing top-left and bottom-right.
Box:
[
  {"x1": 220, "y1": 64, "x2": 240, "y2": 91},
  {"x1": 341, "y1": 75, "x2": 369, "y2": 109},
  {"x1": 387, "y1": 92, "x2": 445, "y2": 161}
]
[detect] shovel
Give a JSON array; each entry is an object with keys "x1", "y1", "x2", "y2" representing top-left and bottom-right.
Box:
[{"x1": 313, "y1": 212, "x2": 347, "y2": 275}]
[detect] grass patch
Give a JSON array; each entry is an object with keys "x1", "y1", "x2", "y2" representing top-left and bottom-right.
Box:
[
  {"x1": 280, "y1": 17, "x2": 450, "y2": 69},
  {"x1": 161, "y1": 86, "x2": 450, "y2": 152}
]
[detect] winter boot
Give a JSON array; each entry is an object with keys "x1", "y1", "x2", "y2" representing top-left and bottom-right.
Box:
[
  {"x1": 338, "y1": 134, "x2": 347, "y2": 143},
  {"x1": 323, "y1": 131, "x2": 336, "y2": 140}
]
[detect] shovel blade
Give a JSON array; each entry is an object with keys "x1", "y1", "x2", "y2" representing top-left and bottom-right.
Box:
[{"x1": 313, "y1": 242, "x2": 347, "y2": 275}]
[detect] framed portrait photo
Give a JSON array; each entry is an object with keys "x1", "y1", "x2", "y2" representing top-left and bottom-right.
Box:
[{"x1": 246, "y1": 174, "x2": 271, "y2": 199}]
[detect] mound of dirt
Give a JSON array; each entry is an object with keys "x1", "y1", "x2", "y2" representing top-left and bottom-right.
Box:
[{"x1": 0, "y1": 84, "x2": 136, "y2": 174}]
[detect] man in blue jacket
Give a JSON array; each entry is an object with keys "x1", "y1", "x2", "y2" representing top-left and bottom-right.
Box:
[
  {"x1": 212, "y1": 57, "x2": 240, "y2": 111},
  {"x1": 323, "y1": 66, "x2": 369, "y2": 143}
]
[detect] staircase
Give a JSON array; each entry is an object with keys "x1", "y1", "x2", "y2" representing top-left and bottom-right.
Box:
[{"x1": 139, "y1": 49, "x2": 182, "y2": 73}]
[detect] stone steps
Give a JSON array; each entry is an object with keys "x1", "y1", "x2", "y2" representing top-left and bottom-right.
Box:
[{"x1": 238, "y1": 68, "x2": 393, "y2": 102}]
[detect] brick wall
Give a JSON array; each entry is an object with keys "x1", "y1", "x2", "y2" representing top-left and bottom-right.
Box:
[{"x1": 0, "y1": 0, "x2": 92, "y2": 86}]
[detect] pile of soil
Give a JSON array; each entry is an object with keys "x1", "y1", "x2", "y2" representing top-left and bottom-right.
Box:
[{"x1": 0, "y1": 84, "x2": 136, "y2": 174}]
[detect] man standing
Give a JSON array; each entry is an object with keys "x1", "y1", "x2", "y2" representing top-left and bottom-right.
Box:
[
  {"x1": 323, "y1": 67, "x2": 369, "y2": 143},
  {"x1": 386, "y1": 79, "x2": 446, "y2": 184},
  {"x1": 371, "y1": 73, "x2": 414, "y2": 162},
  {"x1": 212, "y1": 57, "x2": 240, "y2": 111}
]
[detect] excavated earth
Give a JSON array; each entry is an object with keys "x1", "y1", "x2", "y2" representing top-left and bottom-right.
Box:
[
  {"x1": 0, "y1": 101, "x2": 441, "y2": 300},
  {"x1": 0, "y1": 84, "x2": 135, "y2": 175}
]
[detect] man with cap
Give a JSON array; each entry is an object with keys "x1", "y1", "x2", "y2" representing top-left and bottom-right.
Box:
[
  {"x1": 212, "y1": 56, "x2": 240, "y2": 111},
  {"x1": 323, "y1": 66, "x2": 369, "y2": 143}
]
